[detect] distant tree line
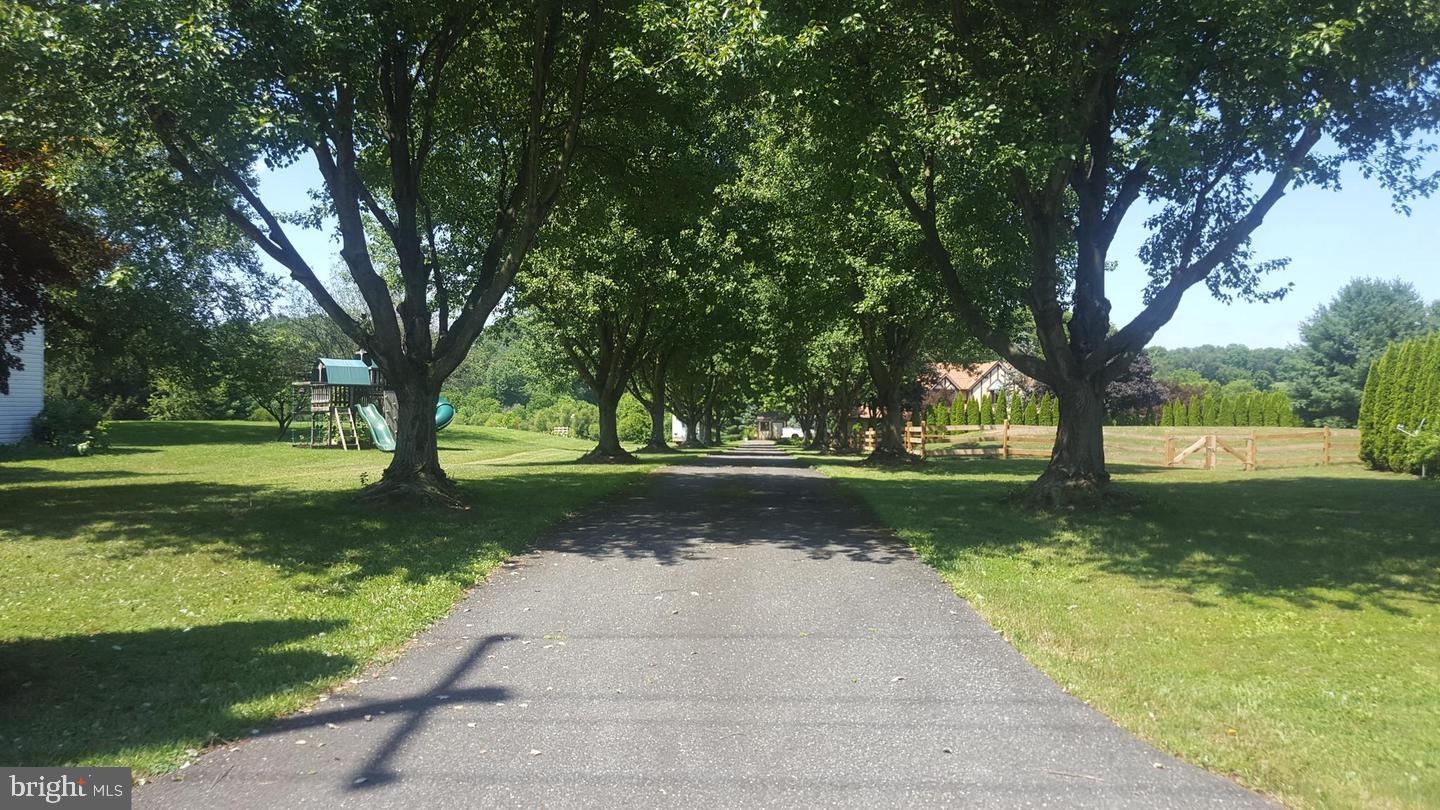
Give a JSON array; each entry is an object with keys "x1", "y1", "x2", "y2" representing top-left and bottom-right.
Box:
[
  {"x1": 1359, "y1": 332, "x2": 1440, "y2": 475},
  {"x1": 1148, "y1": 279, "x2": 1437, "y2": 428}
]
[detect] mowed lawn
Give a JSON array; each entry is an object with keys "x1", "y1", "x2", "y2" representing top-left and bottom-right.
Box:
[
  {"x1": 0, "y1": 421, "x2": 701, "y2": 775},
  {"x1": 803, "y1": 452, "x2": 1439, "y2": 809}
]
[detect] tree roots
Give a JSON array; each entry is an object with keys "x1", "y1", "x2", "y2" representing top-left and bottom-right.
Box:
[
  {"x1": 1018, "y1": 468, "x2": 1125, "y2": 510},
  {"x1": 578, "y1": 446, "x2": 640, "y2": 464},
  {"x1": 862, "y1": 447, "x2": 924, "y2": 467},
  {"x1": 358, "y1": 470, "x2": 467, "y2": 510}
]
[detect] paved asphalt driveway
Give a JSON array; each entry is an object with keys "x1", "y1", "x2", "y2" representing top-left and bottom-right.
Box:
[{"x1": 139, "y1": 443, "x2": 1269, "y2": 808}]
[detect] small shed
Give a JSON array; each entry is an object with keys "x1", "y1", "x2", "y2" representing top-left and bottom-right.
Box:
[{"x1": 755, "y1": 411, "x2": 787, "y2": 440}]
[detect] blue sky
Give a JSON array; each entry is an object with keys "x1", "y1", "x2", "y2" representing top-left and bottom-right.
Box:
[{"x1": 256, "y1": 158, "x2": 1439, "y2": 349}]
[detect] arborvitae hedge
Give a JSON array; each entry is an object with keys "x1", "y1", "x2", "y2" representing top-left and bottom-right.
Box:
[
  {"x1": 1360, "y1": 331, "x2": 1440, "y2": 473},
  {"x1": 1156, "y1": 389, "x2": 1301, "y2": 428},
  {"x1": 926, "y1": 403, "x2": 944, "y2": 427},
  {"x1": 979, "y1": 395, "x2": 994, "y2": 426}
]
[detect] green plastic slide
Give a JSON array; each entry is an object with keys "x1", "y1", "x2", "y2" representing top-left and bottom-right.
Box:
[
  {"x1": 355, "y1": 397, "x2": 455, "y2": 453},
  {"x1": 354, "y1": 403, "x2": 396, "y2": 452}
]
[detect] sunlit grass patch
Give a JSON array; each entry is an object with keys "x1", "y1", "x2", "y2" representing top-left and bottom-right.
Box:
[
  {"x1": 801, "y1": 450, "x2": 1439, "y2": 810},
  {"x1": 0, "y1": 421, "x2": 705, "y2": 775}
]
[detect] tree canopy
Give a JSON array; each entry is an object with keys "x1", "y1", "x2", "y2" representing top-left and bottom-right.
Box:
[
  {"x1": 5, "y1": 0, "x2": 1437, "y2": 503},
  {"x1": 1290, "y1": 277, "x2": 1438, "y2": 426}
]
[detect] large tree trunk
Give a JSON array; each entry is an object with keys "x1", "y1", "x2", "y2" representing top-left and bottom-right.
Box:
[
  {"x1": 638, "y1": 365, "x2": 675, "y2": 453},
  {"x1": 681, "y1": 416, "x2": 704, "y2": 448},
  {"x1": 864, "y1": 379, "x2": 916, "y2": 464},
  {"x1": 582, "y1": 385, "x2": 637, "y2": 463},
  {"x1": 702, "y1": 395, "x2": 720, "y2": 446},
  {"x1": 641, "y1": 396, "x2": 674, "y2": 452},
  {"x1": 831, "y1": 389, "x2": 854, "y2": 453},
  {"x1": 801, "y1": 387, "x2": 828, "y2": 449},
  {"x1": 795, "y1": 408, "x2": 814, "y2": 447},
  {"x1": 363, "y1": 376, "x2": 462, "y2": 507},
  {"x1": 633, "y1": 353, "x2": 675, "y2": 453},
  {"x1": 1027, "y1": 375, "x2": 1109, "y2": 507}
]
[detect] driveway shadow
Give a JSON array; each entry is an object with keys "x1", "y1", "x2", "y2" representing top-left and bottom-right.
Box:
[{"x1": 542, "y1": 446, "x2": 911, "y2": 566}]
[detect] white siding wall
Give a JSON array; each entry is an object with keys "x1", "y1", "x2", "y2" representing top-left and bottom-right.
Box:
[{"x1": 0, "y1": 322, "x2": 44, "y2": 445}]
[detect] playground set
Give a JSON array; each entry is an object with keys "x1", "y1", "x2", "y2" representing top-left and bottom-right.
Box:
[{"x1": 292, "y1": 353, "x2": 454, "y2": 452}]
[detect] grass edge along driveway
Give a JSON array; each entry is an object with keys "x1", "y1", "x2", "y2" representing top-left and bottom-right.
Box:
[
  {"x1": 0, "y1": 421, "x2": 715, "y2": 776},
  {"x1": 799, "y1": 450, "x2": 1438, "y2": 810}
]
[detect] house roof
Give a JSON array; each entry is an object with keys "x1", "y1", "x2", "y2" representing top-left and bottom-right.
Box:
[
  {"x1": 930, "y1": 361, "x2": 1001, "y2": 394},
  {"x1": 317, "y1": 358, "x2": 373, "y2": 386}
]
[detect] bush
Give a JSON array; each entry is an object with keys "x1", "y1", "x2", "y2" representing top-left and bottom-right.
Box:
[
  {"x1": 30, "y1": 397, "x2": 109, "y2": 454},
  {"x1": 1404, "y1": 429, "x2": 1440, "y2": 476},
  {"x1": 447, "y1": 392, "x2": 503, "y2": 425},
  {"x1": 617, "y1": 394, "x2": 650, "y2": 443}
]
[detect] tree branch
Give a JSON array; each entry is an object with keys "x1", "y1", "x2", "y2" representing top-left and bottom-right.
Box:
[
  {"x1": 880, "y1": 149, "x2": 1048, "y2": 381},
  {"x1": 149, "y1": 111, "x2": 371, "y2": 349},
  {"x1": 1104, "y1": 123, "x2": 1323, "y2": 361},
  {"x1": 432, "y1": 0, "x2": 602, "y2": 379}
]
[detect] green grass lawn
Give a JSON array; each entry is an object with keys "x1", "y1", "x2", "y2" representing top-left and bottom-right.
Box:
[
  {"x1": 0, "y1": 421, "x2": 705, "y2": 775},
  {"x1": 800, "y1": 452, "x2": 1438, "y2": 809}
]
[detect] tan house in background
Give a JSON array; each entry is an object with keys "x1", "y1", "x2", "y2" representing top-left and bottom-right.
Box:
[{"x1": 923, "y1": 361, "x2": 1030, "y2": 407}]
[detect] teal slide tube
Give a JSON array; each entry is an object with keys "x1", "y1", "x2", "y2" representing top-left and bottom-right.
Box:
[{"x1": 435, "y1": 396, "x2": 455, "y2": 431}]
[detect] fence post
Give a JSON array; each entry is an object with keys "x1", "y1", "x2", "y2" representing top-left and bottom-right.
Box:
[
  {"x1": 1162, "y1": 435, "x2": 1175, "y2": 466},
  {"x1": 1323, "y1": 426, "x2": 1333, "y2": 466},
  {"x1": 1002, "y1": 420, "x2": 1011, "y2": 460},
  {"x1": 1204, "y1": 434, "x2": 1216, "y2": 470},
  {"x1": 1245, "y1": 435, "x2": 1257, "y2": 471}
]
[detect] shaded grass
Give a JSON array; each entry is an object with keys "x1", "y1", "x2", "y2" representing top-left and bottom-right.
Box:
[
  {"x1": 799, "y1": 451, "x2": 1439, "y2": 810},
  {"x1": 0, "y1": 421, "x2": 709, "y2": 774}
]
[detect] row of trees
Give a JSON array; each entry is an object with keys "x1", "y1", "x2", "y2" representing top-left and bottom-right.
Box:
[
  {"x1": 924, "y1": 393, "x2": 1059, "y2": 430},
  {"x1": 1159, "y1": 391, "x2": 1301, "y2": 429},
  {"x1": 916, "y1": 385, "x2": 1301, "y2": 432},
  {"x1": 743, "y1": 2, "x2": 1439, "y2": 502},
  {"x1": 1359, "y1": 332, "x2": 1440, "y2": 474},
  {"x1": 6, "y1": 2, "x2": 1438, "y2": 504}
]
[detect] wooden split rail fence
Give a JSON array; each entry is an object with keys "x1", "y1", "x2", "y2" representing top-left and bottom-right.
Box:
[
  {"x1": 860, "y1": 426, "x2": 927, "y2": 455},
  {"x1": 917, "y1": 422, "x2": 1359, "y2": 471}
]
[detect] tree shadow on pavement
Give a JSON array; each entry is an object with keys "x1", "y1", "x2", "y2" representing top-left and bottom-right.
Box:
[{"x1": 542, "y1": 446, "x2": 913, "y2": 566}]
